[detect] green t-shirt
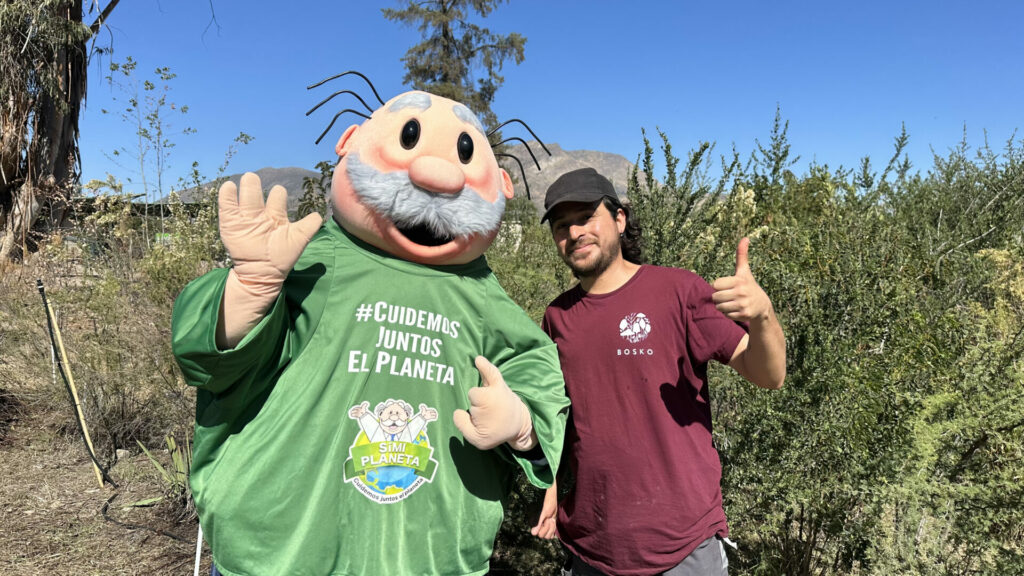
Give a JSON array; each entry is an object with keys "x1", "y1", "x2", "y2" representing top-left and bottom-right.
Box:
[{"x1": 172, "y1": 219, "x2": 569, "y2": 576}]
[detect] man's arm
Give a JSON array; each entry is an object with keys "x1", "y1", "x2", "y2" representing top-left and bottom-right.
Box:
[
  {"x1": 712, "y1": 238, "x2": 786, "y2": 389},
  {"x1": 531, "y1": 480, "x2": 559, "y2": 539},
  {"x1": 728, "y1": 313, "x2": 785, "y2": 389}
]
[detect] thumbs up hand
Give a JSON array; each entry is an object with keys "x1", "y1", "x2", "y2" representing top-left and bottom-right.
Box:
[
  {"x1": 712, "y1": 238, "x2": 772, "y2": 323},
  {"x1": 453, "y1": 356, "x2": 536, "y2": 451}
]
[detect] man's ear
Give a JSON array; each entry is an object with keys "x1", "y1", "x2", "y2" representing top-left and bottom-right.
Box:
[
  {"x1": 335, "y1": 124, "x2": 360, "y2": 157},
  {"x1": 500, "y1": 169, "x2": 515, "y2": 200},
  {"x1": 615, "y1": 208, "x2": 626, "y2": 234}
]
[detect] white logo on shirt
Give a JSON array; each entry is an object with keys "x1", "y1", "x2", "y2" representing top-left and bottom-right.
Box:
[{"x1": 619, "y1": 312, "x2": 652, "y2": 343}]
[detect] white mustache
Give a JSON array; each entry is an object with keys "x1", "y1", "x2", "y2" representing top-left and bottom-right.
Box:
[{"x1": 345, "y1": 152, "x2": 505, "y2": 238}]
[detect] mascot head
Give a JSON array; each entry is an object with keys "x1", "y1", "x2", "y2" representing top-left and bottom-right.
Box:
[
  {"x1": 323, "y1": 88, "x2": 516, "y2": 266},
  {"x1": 308, "y1": 71, "x2": 547, "y2": 266}
]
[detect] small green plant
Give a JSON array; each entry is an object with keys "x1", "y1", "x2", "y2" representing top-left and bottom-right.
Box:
[
  {"x1": 298, "y1": 160, "x2": 334, "y2": 218},
  {"x1": 131, "y1": 432, "x2": 194, "y2": 520}
]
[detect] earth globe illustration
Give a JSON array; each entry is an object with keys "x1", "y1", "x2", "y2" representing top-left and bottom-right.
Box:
[
  {"x1": 366, "y1": 465, "x2": 418, "y2": 494},
  {"x1": 359, "y1": 431, "x2": 430, "y2": 496}
]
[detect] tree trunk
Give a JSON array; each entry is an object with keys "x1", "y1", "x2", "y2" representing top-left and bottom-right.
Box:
[
  {"x1": 0, "y1": 184, "x2": 40, "y2": 262},
  {"x1": 0, "y1": 0, "x2": 88, "y2": 262}
]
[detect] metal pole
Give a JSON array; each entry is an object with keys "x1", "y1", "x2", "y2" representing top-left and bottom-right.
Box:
[
  {"x1": 38, "y1": 279, "x2": 104, "y2": 488},
  {"x1": 194, "y1": 523, "x2": 204, "y2": 576}
]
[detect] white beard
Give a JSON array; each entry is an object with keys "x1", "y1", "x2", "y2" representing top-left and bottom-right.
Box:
[{"x1": 345, "y1": 152, "x2": 505, "y2": 240}]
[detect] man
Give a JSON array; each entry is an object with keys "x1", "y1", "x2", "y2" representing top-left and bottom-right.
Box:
[{"x1": 531, "y1": 168, "x2": 786, "y2": 576}]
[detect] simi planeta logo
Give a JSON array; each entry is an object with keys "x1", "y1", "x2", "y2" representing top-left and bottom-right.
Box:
[{"x1": 345, "y1": 398, "x2": 439, "y2": 504}]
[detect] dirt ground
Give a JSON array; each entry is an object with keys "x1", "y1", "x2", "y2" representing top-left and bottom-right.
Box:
[{"x1": 0, "y1": 389, "x2": 213, "y2": 576}]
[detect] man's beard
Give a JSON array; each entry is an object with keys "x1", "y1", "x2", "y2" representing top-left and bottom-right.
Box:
[
  {"x1": 564, "y1": 238, "x2": 621, "y2": 280},
  {"x1": 345, "y1": 152, "x2": 505, "y2": 246}
]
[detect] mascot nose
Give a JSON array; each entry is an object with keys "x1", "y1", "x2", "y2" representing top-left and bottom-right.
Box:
[{"x1": 408, "y1": 156, "x2": 466, "y2": 195}]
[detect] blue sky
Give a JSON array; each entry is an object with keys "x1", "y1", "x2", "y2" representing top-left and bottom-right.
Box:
[{"x1": 79, "y1": 0, "x2": 1024, "y2": 199}]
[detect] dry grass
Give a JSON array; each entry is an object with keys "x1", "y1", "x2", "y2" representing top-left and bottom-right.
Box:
[
  {"x1": 0, "y1": 394, "x2": 211, "y2": 575},
  {"x1": 1, "y1": 258, "x2": 211, "y2": 574}
]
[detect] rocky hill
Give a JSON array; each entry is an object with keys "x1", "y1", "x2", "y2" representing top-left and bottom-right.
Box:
[
  {"x1": 499, "y1": 141, "x2": 637, "y2": 213},
  {"x1": 175, "y1": 166, "x2": 319, "y2": 214}
]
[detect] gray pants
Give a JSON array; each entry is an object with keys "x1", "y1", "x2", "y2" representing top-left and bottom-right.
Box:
[{"x1": 563, "y1": 536, "x2": 729, "y2": 576}]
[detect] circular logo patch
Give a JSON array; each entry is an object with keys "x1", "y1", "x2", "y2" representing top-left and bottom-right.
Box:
[{"x1": 619, "y1": 312, "x2": 652, "y2": 343}]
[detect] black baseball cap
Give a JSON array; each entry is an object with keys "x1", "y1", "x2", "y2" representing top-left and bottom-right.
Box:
[{"x1": 541, "y1": 168, "x2": 618, "y2": 223}]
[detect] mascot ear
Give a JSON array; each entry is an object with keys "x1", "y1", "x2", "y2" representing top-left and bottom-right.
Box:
[
  {"x1": 335, "y1": 124, "x2": 360, "y2": 157},
  {"x1": 500, "y1": 168, "x2": 515, "y2": 200}
]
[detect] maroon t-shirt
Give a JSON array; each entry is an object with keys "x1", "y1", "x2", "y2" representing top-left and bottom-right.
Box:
[{"x1": 542, "y1": 265, "x2": 747, "y2": 576}]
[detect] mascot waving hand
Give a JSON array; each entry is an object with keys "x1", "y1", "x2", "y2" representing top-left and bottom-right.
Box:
[{"x1": 172, "y1": 83, "x2": 569, "y2": 576}]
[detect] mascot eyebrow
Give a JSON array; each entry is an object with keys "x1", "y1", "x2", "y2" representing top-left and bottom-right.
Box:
[
  {"x1": 388, "y1": 92, "x2": 432, "y2": 112},
  {"x1": 452, "y1": 104, "x2": 486, "y2": 135},
  {"x1": 386, "y1": 93, "x2": 486, "y2": 136},
  {"x1": 306, "y1": 70, "x2": 551, "y2": 199}
]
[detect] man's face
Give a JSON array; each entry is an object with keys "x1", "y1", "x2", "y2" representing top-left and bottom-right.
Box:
[
  {"x1": 330, "y1": 91, "x2": 515, "y2": 265},
  {"x1": 549, "y1": 200, "x2": 625, "y2": 279}
]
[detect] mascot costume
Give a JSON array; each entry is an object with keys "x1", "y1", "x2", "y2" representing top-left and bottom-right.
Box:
[{"x1": 171, "y1": 75, "x2": 569, "y2": 575}]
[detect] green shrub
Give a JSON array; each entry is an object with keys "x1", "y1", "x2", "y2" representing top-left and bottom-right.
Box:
[{"x1": 623, "y1": 125, "x2": 1024, "y2": 575}]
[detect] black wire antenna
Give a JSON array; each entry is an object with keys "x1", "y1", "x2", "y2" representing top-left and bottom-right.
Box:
[
  {"x1": 306, "y1": 71, "x2": 385, "y2": 145},
  {"x1": 307, "y1": 70, "x2": 385, "y2": 105},
  {"x1": 488, "y1": 119, "x2": 552, "y2": 200}
]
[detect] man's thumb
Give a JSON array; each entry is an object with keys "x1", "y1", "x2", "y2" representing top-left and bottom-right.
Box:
[{"x1": 735, "y1": 237, "x2": 750, "y2": 274}]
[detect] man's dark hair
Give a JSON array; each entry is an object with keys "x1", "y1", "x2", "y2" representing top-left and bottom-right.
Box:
[{"x1": 603, "y1": 197, "x2": 644, "y2": 265}]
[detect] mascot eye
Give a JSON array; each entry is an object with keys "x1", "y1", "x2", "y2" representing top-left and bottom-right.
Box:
[
  {"x1": 401, "y1": 120, "x2": 420, "y2": 150},
  {"x1": 457, "y1": 132, "x2": 474, "y2": 164}
]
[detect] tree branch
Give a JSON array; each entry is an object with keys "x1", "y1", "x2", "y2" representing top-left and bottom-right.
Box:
[
  {"x1": 202, "y1": 0, "x2": 222, "y2": 41},
  {"x1": 89, "y1": 0, "x2": 121, "y2": 35},
  {"x1": 949, "y1": 417, "x2": 1024, "y2": 481}
]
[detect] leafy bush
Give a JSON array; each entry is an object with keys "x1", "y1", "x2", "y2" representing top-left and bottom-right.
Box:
[{"x1": 619, "y1": 123, "x2": 1024, "y2": 575}]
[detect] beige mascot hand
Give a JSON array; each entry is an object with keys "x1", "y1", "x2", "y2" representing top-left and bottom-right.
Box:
[
  {"x1": 217, "y1": 172, "x2": 322, "y2": 348},
  {"x1": 453, "y1": 356, "x2": 537, "y2": 451}
]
